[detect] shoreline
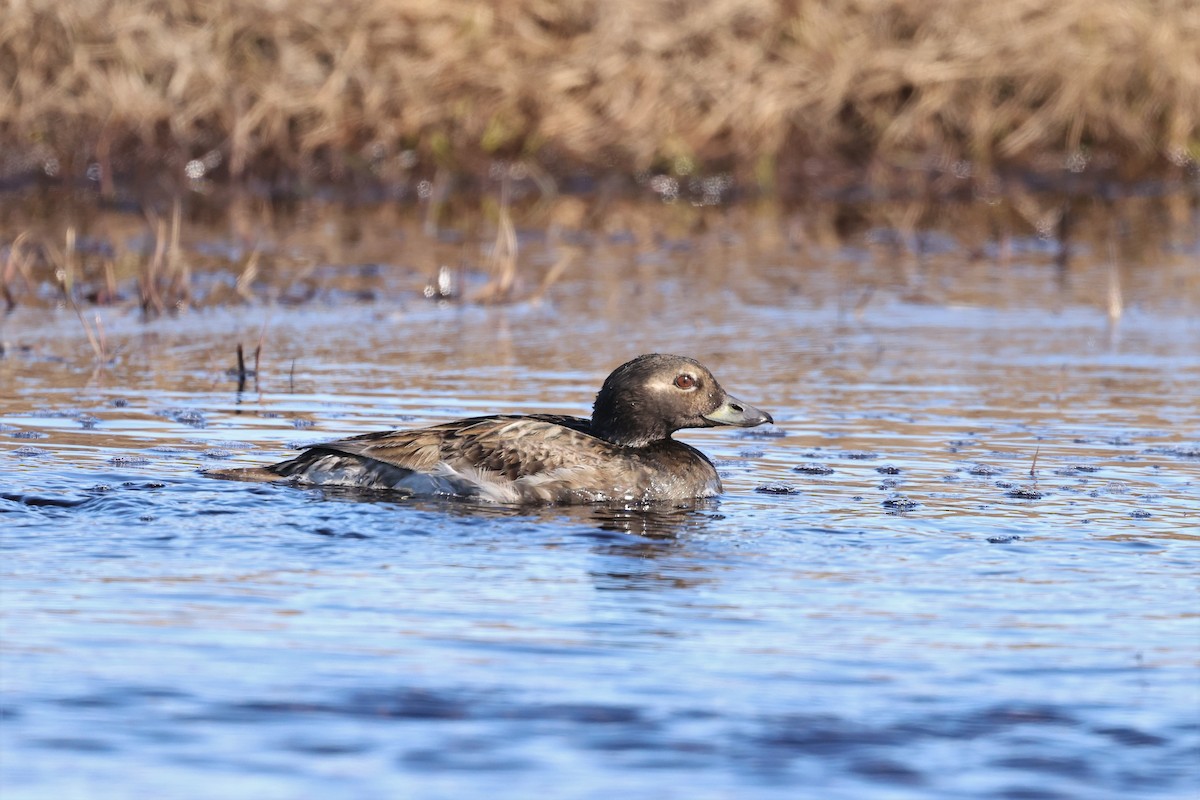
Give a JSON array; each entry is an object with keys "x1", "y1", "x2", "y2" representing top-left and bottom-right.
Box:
[{"x1": 2, "y1": 182, "x2": 1195, "y2": 317}]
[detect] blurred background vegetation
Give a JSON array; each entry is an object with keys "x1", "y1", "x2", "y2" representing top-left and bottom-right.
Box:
[
  {"x1": 3, "y1": 0, "x2": 1198, "y2": 316},
  {"x1": 3, "y1": 0, "x2": 1199, "y2": 195}
]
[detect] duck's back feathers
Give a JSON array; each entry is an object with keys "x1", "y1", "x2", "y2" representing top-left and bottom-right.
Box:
[{"x1": 322, "y1": 415, "x2": 600, "y2": 479}]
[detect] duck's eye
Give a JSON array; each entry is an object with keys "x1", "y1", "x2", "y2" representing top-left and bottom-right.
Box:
[{"x1": 674, "y1": 374, "x2": 697, "y2": 390}]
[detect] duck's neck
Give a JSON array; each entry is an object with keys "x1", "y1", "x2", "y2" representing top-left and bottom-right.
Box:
[{"x1": 591, "y1": 397, "x2": 670, "y2": 448}]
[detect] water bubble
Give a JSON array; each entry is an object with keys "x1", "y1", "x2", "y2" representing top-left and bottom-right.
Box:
[
  {"x1": 696, "y1": 174, "x2": 733, "y2": 206},
  {"x1": 43, "y1": 157, "x2": 60, "y2": 177},
  {"x1": 1166, "y1": 147, "x2": 1194, "y2": 168},
  {"x1": 398, "y1": 150, "x2": 418, "y2": 169},
  {"x1": 1065, "y1": 152, "x2": 1088, "y2": 173},
  {"x1": 424, "y1": 266, "x2": 456, "y2": 299},
  {"x1": 953, "y1": 160, "x2": 973, "y2": 179},
  {"x1": 184, "y1": 159, "x2": 206, "y2": 180},
  {"x1": 649, "y1": 174, "x2": 679, "y2": 202},
  {"x1": 417, "y1": 180, "x2": 433, "y2": 199}
]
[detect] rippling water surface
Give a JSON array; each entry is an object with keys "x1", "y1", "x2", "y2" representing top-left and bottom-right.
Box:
[{"x1": 2, "y1": 201, "x2": 1199, "y2": 799}]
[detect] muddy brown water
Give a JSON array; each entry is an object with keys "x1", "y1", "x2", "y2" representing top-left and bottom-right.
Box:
[{"x1": 2, "y1": 192, "x2": 1198, "y2": 799}]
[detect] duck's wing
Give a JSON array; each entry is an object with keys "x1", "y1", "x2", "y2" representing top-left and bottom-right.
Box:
[
  {"x1": 271, "y1": 415, "x2": 622, "y2": 501},
  {"x1": 317, "y1": 415, "x2": 603, "y2": 477}
]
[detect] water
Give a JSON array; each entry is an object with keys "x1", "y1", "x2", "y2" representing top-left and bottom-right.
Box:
[{"x1": 2, "y1": 199, "x2": 1199, "y2": 799}]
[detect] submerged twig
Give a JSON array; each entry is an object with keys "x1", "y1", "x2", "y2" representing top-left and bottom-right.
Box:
[
  {"x1": 473, "y1": 170, "x2": 519, "y2": 303},
  {"x1": 141, "y1": 214, "x2": 168, "y2": 316},
  {"x1": 102, "y1": 257, "x2": 117, "y2": 304},
  {"x1": 236, "y1": 249, "x2": 260, "y2": 302},
  {"x1": 45, "y1": 228, "x2": 110, "y2": 364},
  {"x1": 253, "y1": 314, "x2": 271, "y2": 392},
  {"x1": 528, "y1": 250, "x2": 575, "y2": 306},
  {"x1": 166, "y1": 199, "x2": 191, "y2": 312},
  {"x1": 75, "y1": 307, "x2": 107, "y2": 363},
  {"x1": 422, "y1": 167, "x2": 452, "y2": 237},
  {"x1": 231, "y1": 321, "x2": 269, "y2": 393},
  {"x1": 2, "y1": 233, "x2": 33, "y2": 311},
  {"x1": 234, "y1": 342, "x2": 249, "y2": 393},
  {"x1": 1106, "y1": 242, "x2": 1123, "y2": 330},
  {"x1": 140, "y1": 201, "x2": 191, "y2": 317}
]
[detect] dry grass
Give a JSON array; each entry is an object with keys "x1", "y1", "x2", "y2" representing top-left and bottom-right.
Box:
[{"x1": 1, "y1": 0, "x2": 1197, "y2": 190}]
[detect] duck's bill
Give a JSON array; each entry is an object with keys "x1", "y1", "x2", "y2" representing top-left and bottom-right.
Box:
[{"x1": 703, "y1": 396, "x2": 774, "y2": 428}]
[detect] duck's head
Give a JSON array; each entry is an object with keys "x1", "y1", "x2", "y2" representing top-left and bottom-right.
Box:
[{"x1": 591, "y1": 353, "x2": 773, "y2": 447}]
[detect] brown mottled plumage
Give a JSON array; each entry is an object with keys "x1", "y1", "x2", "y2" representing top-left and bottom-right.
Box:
[{"x1": 209, "y1": 354, "x2": 773, "y2": 504}]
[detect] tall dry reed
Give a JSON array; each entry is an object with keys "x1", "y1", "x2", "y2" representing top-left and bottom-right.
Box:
[{"x1": 1, "y1": 0, "x2": 1197, "y2": 190}]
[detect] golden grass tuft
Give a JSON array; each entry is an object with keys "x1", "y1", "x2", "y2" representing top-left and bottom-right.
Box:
[{"x1": 0, "y1": 0, "x2": 1197, "y2": 189}]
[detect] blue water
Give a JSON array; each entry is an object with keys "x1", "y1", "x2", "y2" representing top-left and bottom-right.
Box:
[{"x1": 2, "y1": 225, "x2": 1199, "y2": 799}]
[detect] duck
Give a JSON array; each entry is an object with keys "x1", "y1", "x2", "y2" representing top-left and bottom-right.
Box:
[{"x1": 210, "y1": 353, "x2": 773, "y2": 504}]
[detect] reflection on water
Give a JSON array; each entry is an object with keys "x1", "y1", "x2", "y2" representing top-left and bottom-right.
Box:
[{"x1": 1, "y1": 194, "x2": 1198, "y2": 799}]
